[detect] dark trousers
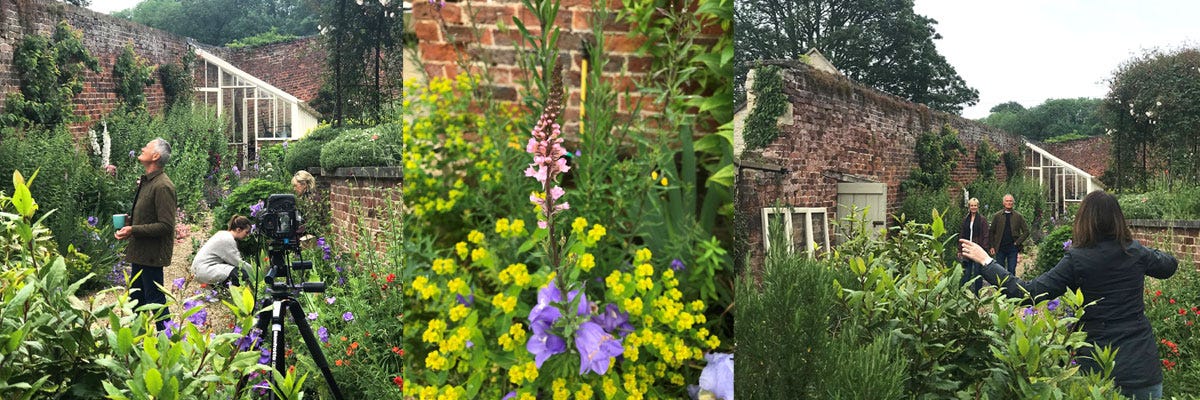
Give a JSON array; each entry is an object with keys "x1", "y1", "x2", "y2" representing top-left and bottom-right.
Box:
[
  {"x1": 996, "y1": 246, "x2": 1019, "y2": 276},
  {"x1": 131, "y1": 263, "x2": 168, "y2": 331},
  {"x1": 960, "y1": 260, "x2": 983, "y2": 292}
]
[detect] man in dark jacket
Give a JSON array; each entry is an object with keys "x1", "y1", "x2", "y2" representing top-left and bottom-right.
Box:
[
  {"x1": 988, "y1": 194, "x2": 1029, "y2": 276},
  {"x1": 959, "y1": 197, "x2": 989, "y2": 292},
  {"x1": 115, "y1": 138, "x2": 176, "y2": 331}
]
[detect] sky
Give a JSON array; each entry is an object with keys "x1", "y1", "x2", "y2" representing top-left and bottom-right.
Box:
[
  {"x1": 87, "y1": 0, "x2": 143, "y2": 14},
  {"x1": 912, "y1": 0, "x2": 1200, "y2": 119}
]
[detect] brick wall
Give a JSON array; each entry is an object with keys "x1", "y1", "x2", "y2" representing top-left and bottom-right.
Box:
[
  {"x1": 1041, "y1": 136, "x2": 1112, "y2": 178},
  {"x1": 1130, "y1": 220, "x2": 1200, "y2": 266},
  {"x1": 324, "y1": 167, "x2": 403, "y2": 255},
  {"x1": 0, "y1": 0, "x2": 324, "y2": 140},
  {"x1": 411, "y1": 0, "x2": 724, "y2": 134},
  {"x1": 223, "y1": 37, "x2": 326, "y2": 103},
  {"x1": 736, "y1": 61, "x2": 1025, "y2": 271}
]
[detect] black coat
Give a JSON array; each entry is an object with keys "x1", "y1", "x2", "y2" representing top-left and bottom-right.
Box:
[
  {"x1": 959, "y1": 212, "x2": 989, "y2": 248},
  {"x1": 979, "y1": 238, "x2": 1177, "y2": 389}
]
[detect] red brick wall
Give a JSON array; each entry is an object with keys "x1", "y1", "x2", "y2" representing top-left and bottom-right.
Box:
[
  {"x1": 1041, "y1": 136, "x2": 1112, "y2": 178},
  {"x1": 736, "y1": 62, "x2": 1025, "y2": 271},
  {"x1": 0, "y1": 0, "x2": 191, "y2": 139},
  {"x1": 1130, "y1": 221, "x2": 1200, "y2": 266},
  {"x1": 224, "y1": 37, "x2": 325, "y2": 103},
  {"x1": 324, "y1": 168, "x2": 403, "y2": 255},
  {"x1": 412, "y1": 0, "x2": 724, "y2": 134}
]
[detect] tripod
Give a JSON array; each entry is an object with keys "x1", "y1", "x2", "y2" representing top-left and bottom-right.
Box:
[{"x1": 237, "y1": 242, "x2": 344, "y2": 400}]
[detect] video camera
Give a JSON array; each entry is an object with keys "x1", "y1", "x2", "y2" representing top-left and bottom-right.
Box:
[
  {"x1": 260, "y1": 194, "x2": 301, "y2": 243},
  {"x1": 257, "y1": 193, "x2": 318, "y2": 294}
]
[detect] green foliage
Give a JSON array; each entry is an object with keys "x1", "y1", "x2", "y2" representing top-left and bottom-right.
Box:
[
  {"x1": 211, "y1": 179, "x2": 290, "y2": 236},
  {"x1": 1144, "y1": 257, "x2": 1200, "y2": 396},
  {"x1": 899, "y1": 188, "x2": 956, "y2": 228},
  {"x1": 904, "y1": 124, "x2": 965, "y2": 191},
  {"x1": 160, "y1": 106, "x2": 232, "y2": 218},
  {"x1": 114, "y1": 0, "x2": 318, "y2": 46},
  {"x1": 158, "y1": 51, "x2": 195, "y2": 111},
  {"x1": 1034, "y1": 224, "x2": 1073, "y2": 277},
  {"x1": 734, "y1": 0, "x2": 978, "y2": 112},
  {"x1": 965, "y1": 177, "x2": 1045, "y2": 235},
  {"x1": 1043, "y1": 132, "x2": 1092, "y2": 143},
  {"x1": 315, "y1": 0, "x2": 403, "y2": 124},
  {"x1": 283, "y1": 124, "x2": 342, "y2": 174},
  {"x1": 225, "y1": 27, "x2": 297, "y2": 48},
  {"x1": 981, "y1": 97, "x2": 1104, "y2": 141},
  {"x1": 974, "y1": 139, "x2": 1000, "y2": 181},
  {"x1": 1002, "y1": 150, "x2": 1023, "y2": 181},
  {"x1": 1101, "y1": 47, "x2": 1200, "y2": 189},
  {"x1": 112, "y1": 43, "x2": 156, "y2": 111},
  {"x1": 1, "y1": 21, "x2": 101, "y2": 130},
  {"x1": 318, "y1": 123, "x2": 402, "y2": 171},
  {"x1": 743, "y1": 65, "x2": 786, "y2": 151},
  {"x1": 1115, "y1": 179, "x2": 1200, "y2": 220}
]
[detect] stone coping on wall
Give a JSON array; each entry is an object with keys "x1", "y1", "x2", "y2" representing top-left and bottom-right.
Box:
[
  {"x1": 1128, "y1": 219, "x2": 1200, "y2": 229},
  {"x1": 308, "y1": 167, "x2": 402, "y2": 179}
]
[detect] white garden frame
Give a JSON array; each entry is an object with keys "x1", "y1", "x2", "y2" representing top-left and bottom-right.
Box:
[
  {"x1": 1025, "y1": 141, "x2": 1102, "y2": 216},
  {"x1": 761, "y1": 207, "x2": 830, "y2": 258}
]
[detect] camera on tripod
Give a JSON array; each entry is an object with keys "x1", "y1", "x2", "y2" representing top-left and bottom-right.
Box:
[{"x1": 258, "y1": 194, "x2": 321, "y2": 294}]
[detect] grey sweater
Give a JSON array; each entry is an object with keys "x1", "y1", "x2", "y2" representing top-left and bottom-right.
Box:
[{"x1": 190, "y1": 231, "x2": 248, "y2": 284}]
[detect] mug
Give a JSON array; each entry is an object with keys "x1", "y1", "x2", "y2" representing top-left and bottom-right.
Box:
[{"x1": 112, "y1": 214, "x2": 127, "y2": 229}]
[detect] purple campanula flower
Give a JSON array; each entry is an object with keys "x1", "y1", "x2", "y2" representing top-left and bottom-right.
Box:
[
  {"x1": 466, "y1": 340, "x2": 474, "y2": 349},
  {"x1": 574, "y1": 321, "x2": 623, "y2": 375},
  {"x1": 670, "y1": 258, "x2": 686, "y2": 272},
  {"x1": 236, "y1": 328, "x2": 263, "y2": 352},
  {"x1": 249, "y1": 201, "x2": 264, "y2": 218},
  {"x1": 1022, "y1": 306, "x2": 1037, "y2": 318},
  {"x1": 232, "y1": 165, "x2": 241, "y2": 178},
  {"x1": 456, "y1": 293, "x2": 475, "y2": 307},
  {"x1": 526, "y1": 328, "x2": 566, "y2": 368},
  {"x1": 308, "y1": 312, "x2": 319, "y2": 321},
  {"x1": 259, "y1": 347, "x2": 271, "y2": 364},
  {"x1": 173, "y1": 277, "x2": 186, "y2": 291},
  {"x1": 699, "y1": 353, "x2": 734, "y2": 400},
  {"x1": 183, "y1": 299, "x2": 207, "y2": 326},
  {"x1": 593, "y1": 304, "x2": 634, "y2": 337},
  {"x1": 1047, "y1": 299, "x2": 1061, "y2": 312},
  {"x1": 575, "y1": 150, "x2": 581, "y2": 157},
  {"x1": 1063, "y1": 239, "x2": 1072, "y2": 251},
  {"x1": 326, "y1": 296, "x2": 336, "y2": 305},
  {"x1": 162, "y1": 320, "x2": 179, "y2": 338},
  {"x1": 318, "y1": 326, "x2": 329, "y2": 343},
  {"x1": 317, "y1": 237, "x2": 327, "y2": 247},
  {"x1": 87, "y1": 216, "x2": 98, "y2": 226},
  {"x1": 343, "y1": 312, "x2": 354, "y2": 322},
  {"x1": 503, "y1": 393, "x2": 516, "y2": 400}
]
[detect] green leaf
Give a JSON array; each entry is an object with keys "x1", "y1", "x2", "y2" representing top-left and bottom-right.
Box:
[{"x1": 144, "y1": 368, "x2": 163, "y2": 397}]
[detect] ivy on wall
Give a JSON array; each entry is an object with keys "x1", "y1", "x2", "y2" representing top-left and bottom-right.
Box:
[
  {"x1": 743, "y1": 65, "x2": 787, "y2": 152},
  {"x1": 2, "y1": 21, "x2": 100, "y2": 130},
  {"x1": 113, "y1": 43, "x2": 156, "y2": 111},
  {"x1": 158, "y1": 50, "x2": 196, "y2": 111},
  {"x1": 903, "y1": 124, "x2": 965, "y2": 192},
  {"x1": 975, "y1": 139, "x2": 1000, "y2": 181}
]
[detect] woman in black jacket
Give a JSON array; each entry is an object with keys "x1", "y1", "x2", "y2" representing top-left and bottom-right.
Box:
[
  {"x1": 959, "y1": 190, "x2": 1176, "y2": 400},
  {"x1": 959, "y1": 197, "x2": 989, "y2": 292}
]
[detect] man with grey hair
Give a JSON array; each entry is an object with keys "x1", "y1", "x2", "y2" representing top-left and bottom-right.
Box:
[
  {"x1": 115, "y1": 138, "x2": 176, "y2": 331},
  {"x1": 988, "y1": 193, "x2": 1030, "y2": 276}
]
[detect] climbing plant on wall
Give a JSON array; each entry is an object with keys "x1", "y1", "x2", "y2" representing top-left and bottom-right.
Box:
[
  {"x1": 113, "y1": 43, "x2": 156, "y2": 111},
  {"x1": 975, "y1": 139, "x2": 1000, "y2": 181},
  {"x1": 743, "y1": 65, "x2": 787, "y2": 152},
  {"x1": 904, "y1": 124, "x2": 965, "y2": 191},
  {"x1": 2, "y1": 21, "x2": 100, "y2": 130}
]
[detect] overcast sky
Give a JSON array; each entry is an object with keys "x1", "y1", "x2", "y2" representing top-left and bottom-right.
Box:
[
  {"x1": 912, "y1": 0, "x2": 1200, "y2": 119},
  {"x1": 88, "y1": 0, "x2": 142, "y2": 14}
]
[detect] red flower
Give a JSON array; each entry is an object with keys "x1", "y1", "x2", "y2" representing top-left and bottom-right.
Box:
[
  {"x1": 1163, "y1": 359, "x2": 1177, "y2": 371},
  {"x1": 1179, "y1": 308, "x2": 1188, "y2": 316},
  {"x1": 393, "y1": 376, "x2": 403, "y2": 389},
  {"x1": 392, "y1": 346, "x2": 402, "y2": 355},
  {"x1": 1170, "y1": 298, "x2": 1176, "y2": 304},
  {"x1": 386, "y1": 273, "x2": 396, "y2": 283},
  {"x1": 1156, "y1": 290, "x2": 1163, "y2": 297}
]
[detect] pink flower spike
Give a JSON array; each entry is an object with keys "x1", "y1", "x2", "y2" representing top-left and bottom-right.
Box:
[
  {"x1": 550, "y1": 186, "x2": 565, "y2": 201},
  {"x1": 538, "y1": 220, "x2": 548, "y2": 229},
  {"x1": 556, "y1": 202, "x2": 569, "y2": 211}
]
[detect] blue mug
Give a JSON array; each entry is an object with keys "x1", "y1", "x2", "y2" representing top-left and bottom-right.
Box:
[{"x1": 112, "y1": 214, "x2": 127, "y2": 229}]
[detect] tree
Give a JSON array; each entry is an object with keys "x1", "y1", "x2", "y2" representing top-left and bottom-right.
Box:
[
  {"x1": 113, "y1": 0, "x2": 318, "y2": 46},
  {"x1": 1100, "y1": 47, "x2": 1200, "y2": 189},
  {"x1": 314, "y1": 0, "x2": 403, "y2": 125},
  {"x1": 735, "y1": 0, "x2": 978, "y2": 113},
  {"x1": 980, "y1": 98, "x2": 1103, "y2": 141}
]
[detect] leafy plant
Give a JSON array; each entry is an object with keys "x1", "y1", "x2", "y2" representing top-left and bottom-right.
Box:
[
  {"x1": 112, "y1": 43, "x2": 156, "y2": 111},
  {"x1": 283, "y1": 123, "x2": 340, "y2": 174},
  {"x1": 903, "y1": 124, "x2": 965, "y2": 192},
  {"x1": 1, "y1": 21, "x2": 101, "y2": 130},
  {"x1": 1033, "y1": 224, "x2": 1073, "y2": 280},
  {"x1": 742, "y1": 65, "x2": 786, "y2": 152},
  {"x1": 318, "y1": 123, "x2": 402, "y2": 171},
  {"x1": 975, "y1": 139, "x2": 1001, "y2": 181}
]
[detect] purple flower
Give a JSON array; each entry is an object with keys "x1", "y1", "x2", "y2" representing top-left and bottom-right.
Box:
[
  {"x1": 129, "y1": 150, "x2": 136, "y2": 158},
  {"x1": 249, "y1": 201, "x2": 264, "y2": 218},
  {"x1": 308, "y1": 312, "x2": 319, "y2": 321},
  {"x1": 574, "y1": 150, "x2": 581, "y2": 157},
  {"x1": 456, "y1": 293, "x2": 475, "y2": 307},
  {"x1": 1063, "y1": 239, "x2": 1072, "y2": 251},
  {"x1": 232, "y1": 166, "x2": 241, "y2": 178},
  {"x1": 1021, "y1": 306, "x2": 1037, "y2": 318},
  {"x1": 466, "y1": 340, "x2": 474, "y2": 349},
  {"x1": 670, "y1": 259, "x2": 686, "y2": 272},
  {"x1": 699, "y1": 353, "x2": 734, "y2": 400},
  {"x1": 343, "y1": 312, "x2": 354, "y2": 322},
  {"x1": 574, "y1": 321, "x2": 623, "y2": 375},
  {"x1": 87, "y1": 216, "x2": 98, "y2": 227},
  {"x1": 259, "y1": 347, "x2": 271, "y2": 364},
  {"x1": 183, "y1": 299, "x2": 207, "y2": 326},
  {"x1": 503, "y1": 393, "x2": 516, "y2": 400},
  {"x1": 318, "y1": 237, "x2": 327, "y2": 247},
  {"x1": 592, "y1": 304, "x2": 634, "y2": 337},
  {"x1": 1047, "y1": 299, "x2": 1061, "y2": 312},
  {"x1": 162, "y1": 320, "x2": 179, "y2": 338},
  {"x1": 236, "y1": 328, "x2": 263, "y2": 352},
  {"x1": 326, "y1": 296, "x2": 336, "y2": 305},
  {"x1": 318, "y1": 326, "x2": 329, "y2": 343},
  {"x1": 526, "y1": 328, "x2": 566, "y2": 368},
  {"x1": 173, "y1": 277, "x2": 186, "y2": 291}
]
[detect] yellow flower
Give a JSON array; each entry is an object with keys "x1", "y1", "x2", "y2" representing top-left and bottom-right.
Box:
[
  {"x1": 602, "y1": 376, "x2": 618, "y2": 398},
  {"x1": 432, "y1": 258, "x2": 456, "y2": 275},
  {"x1": 586, "y1": 224, "x2": 607, "y2": 244},
  {"x1": 651, "y1": 171, "x2": 659, "y2": 180},
  {"x1": 492, "y1": 293, "x2": 517, "y2": 314},
  {"x1": 518, "y1": 393, "x2": 536, "y2": 400},
  {"x1": 576, "y1": 383, "x2": 593, "y2": 400},
  {"x1": 660, "y1": 177, "x2": 668, "y2": 186},
  {"x1": 455, "y1": 242, "x2": 469, "y2": 259},
  {"x1": 635, "y1": 263, "x2": 654, "y2": 278},
  {"x1": 467, "y1": 230, "x2": 484, "y2": 244},
  {"x1": 420, "y1": 385, "x2": 438, "y2": 400},
  {"x1": 552, "y1": 378, "x2": 569, "y2": 400},
  {"x1": 690, "y1": 300, "x2": 705, "y2": 312},
  {"x1": 625, "y1": 342, "x2": 640, "y2": 361},
  {"x1": 623, "y1": 297, "x2": 644, "y2": 316},
  {"x1": 509, "y1": 219, "x2": 526, "y2": 236},
  {"x1": 449, "y1": 304, "x2": 469, "y2": 322},
  {"x1": 470, "y1": 247, "x2": 488, "y2": 262},
  {"x1": 495, "y1": 218, "x2": 510, "y2": 234},
  {"x1": 425, "y1": 350, "x2": 448, "y2": 370},
  {"x1": 572, "y1": 217, "x2": 589, "y2": 234},
  {"x1": 579, "y1": 253, "x2": 596, "y2": 272},
  {"x1": 422, "y1": 319, "x2": 447, "y2": 343},
  {"x1": 634, "y1": 248, "x2": 652, "y2": 264},
  {"x1": 637, "y1": 277, "x2": 653, "y2": 292},
  {"x1": 447, "y1": 277, "x2": 467, "y2": 295}
]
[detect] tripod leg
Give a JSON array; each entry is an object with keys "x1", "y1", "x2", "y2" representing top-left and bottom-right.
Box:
[
  {"x1": 285, "y1": 299, "x2": 345, "y2": 400},
  {"x1": 269, "y1": 299, "x2": 288, "y2": 399}
]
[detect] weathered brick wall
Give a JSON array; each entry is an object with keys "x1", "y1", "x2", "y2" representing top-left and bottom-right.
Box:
[
  {"x1": 1041, "y1": 136, "x2": 1112, "y2": 178},
  {"x1": 224, "y1": 37, "x2": 325, "y2": 102},
  {"x1": 0, "y1": 0, "x2": 191, "y2": 138},
  {"x1": 736, "y1": 61, "x2": 1024, "y2": 271},
  {"x1": 1, "y1": 0, "x2": 324, "y2": 141},
  {"x1": 412, "y1": 0, "x2": 724, "y2": 134},
  {"x1": 1130, "y1": 220, "x2": 1200, "y2": 266},
  {"x1": 324, "y1": 168, "x2": 403, "y2": 255}
]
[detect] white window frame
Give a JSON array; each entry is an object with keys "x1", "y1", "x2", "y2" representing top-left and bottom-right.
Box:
[{"x1": 762, "y1": 207, "x2": 831, "y2": 258}]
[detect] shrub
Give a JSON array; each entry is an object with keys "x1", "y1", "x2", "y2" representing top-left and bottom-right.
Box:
[
  {"x1": 284, "y1": 124, "x2": 341, "y2": 174},
  {"x1": 211, "y1": 178, "x2": 291, "y2": 236},
  {"x1": 319, "y1": 123, "x2": 402, "y2": 171},
  {"x1": 1033, "y1": 224, "x2": 1073, "y2": 277},
  {"x1": 899, "y1": 188, "x2": 956, "y2": 226},
  {"x1": 1115, "y1": 179, "x2": 1200, "y2": 220}
]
